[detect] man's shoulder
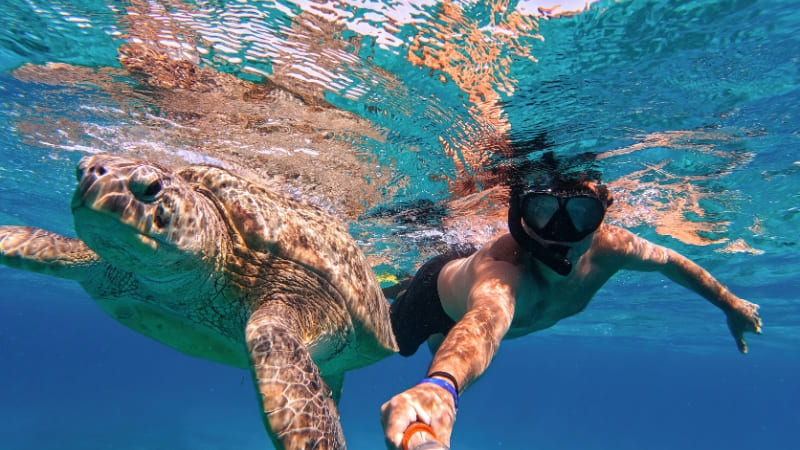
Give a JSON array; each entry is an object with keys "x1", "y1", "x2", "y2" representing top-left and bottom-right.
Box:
[
  {"x1": 588, "y1": 225, "x2": 645, "y2": 260},
  {"x1": 590, "y1": 224, "x2": 666, "y2": 267},
  {"x1": 594, "y1": 224, "x2": 636, "y2": 246},
  {"x1": 480, "y1": 233, "x2": 525, "y2": 265}
]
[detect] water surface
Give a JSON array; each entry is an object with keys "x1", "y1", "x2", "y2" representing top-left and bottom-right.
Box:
[{"x1": 0, "y1": 0, "x2": 798, "y2": 448}]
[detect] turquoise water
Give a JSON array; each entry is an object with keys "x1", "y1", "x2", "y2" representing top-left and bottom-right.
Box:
[{"x1": 0, "y1": 0, "x2": 798, "y2": 449}]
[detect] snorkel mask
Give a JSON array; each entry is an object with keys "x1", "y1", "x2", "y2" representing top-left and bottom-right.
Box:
[{"x1": 508, "y1": 186, "x2": 609, "y2": 276}]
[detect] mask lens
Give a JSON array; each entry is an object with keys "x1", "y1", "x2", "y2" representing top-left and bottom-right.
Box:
[
  {"x1": 521, "y1": 194, "x2": 560, "y2": 231},
  {"x1": 565, "y1": 197, "x2": 605, "y2": 233}
]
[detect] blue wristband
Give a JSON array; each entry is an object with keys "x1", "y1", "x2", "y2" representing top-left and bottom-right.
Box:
[{"x1": 418, "y1": 377, "x2": 458, "y2": 410}]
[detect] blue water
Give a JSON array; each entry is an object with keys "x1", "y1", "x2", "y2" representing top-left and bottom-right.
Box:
[{"x1": 1, "y1": 0, "x2": 798, "y2": 449}]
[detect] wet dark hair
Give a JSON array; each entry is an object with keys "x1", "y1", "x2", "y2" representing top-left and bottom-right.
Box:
[
  {"x1": 534, "y1": 173, "x2": 614, "y2": 208},
  {"x1": 505, "y1": 151, "x2": 613, "y2": 208}
]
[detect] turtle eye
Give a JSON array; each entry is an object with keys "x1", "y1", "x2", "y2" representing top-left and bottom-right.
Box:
[
  {"x1": 144, "y1": 180, "x2": 162, "y2": 198},
  {"x1": 131, "y1": 177, "x2": 163, "y2": 202}
]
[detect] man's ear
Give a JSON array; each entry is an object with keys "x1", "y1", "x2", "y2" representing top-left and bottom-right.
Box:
[{"x1": 595, "y1": 183, "x2": 614, "y2": 208}]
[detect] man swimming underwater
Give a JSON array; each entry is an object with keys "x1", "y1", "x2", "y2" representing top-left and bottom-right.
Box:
[{"x1": 382, "y1": 174, "x2": 762, "y2": 450}]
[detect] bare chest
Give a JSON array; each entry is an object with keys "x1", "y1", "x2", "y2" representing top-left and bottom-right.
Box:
[{"x1": 506, "y1": 268, "x2": 606, "y2": 338}]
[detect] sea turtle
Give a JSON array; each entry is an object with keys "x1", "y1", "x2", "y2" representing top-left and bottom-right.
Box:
[{"x1": 0, "y1": 154, "x2": 398, "y2": 449}]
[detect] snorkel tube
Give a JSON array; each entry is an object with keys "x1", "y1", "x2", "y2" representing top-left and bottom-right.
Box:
[{"x1": 507, "y1": 191, "x2": 573, "y2": 276}]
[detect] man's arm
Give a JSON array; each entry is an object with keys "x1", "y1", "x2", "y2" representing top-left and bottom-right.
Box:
[
  {"x1": 381, "y1": 259, "x2": 519, "y2": 448},
  {"x1": 608, "y1": 227, "x2": 762, "y2": 352},
  {"x1": 427, "y1": 264, "x2": 517, "y2": 389}
]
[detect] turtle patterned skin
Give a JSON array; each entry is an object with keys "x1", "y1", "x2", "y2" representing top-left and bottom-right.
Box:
[{"x1": 0, "y1": 154, "x2": 397, "y2": 449}]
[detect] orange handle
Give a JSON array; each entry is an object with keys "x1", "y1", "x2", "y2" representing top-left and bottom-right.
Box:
[{"x1": 401, "y1": 422, "x2": 437, "y2": 450}]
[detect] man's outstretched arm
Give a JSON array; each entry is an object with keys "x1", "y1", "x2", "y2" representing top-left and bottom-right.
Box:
[
  {"x1": 381, "y1": 261, "x2": 518, "y2": 449},
  {"x1": 609, "y1": 227, "x2": 762, "y2": 352}
]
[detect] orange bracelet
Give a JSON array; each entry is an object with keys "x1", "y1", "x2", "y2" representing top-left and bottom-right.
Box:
[{"x1": 401, "y1": 422, "x2": 437, "y2": 450}]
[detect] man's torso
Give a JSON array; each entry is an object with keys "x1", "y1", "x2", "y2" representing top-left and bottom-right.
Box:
[{"x1": 439, "y1": 228, "x2": 628, "y2": 339}]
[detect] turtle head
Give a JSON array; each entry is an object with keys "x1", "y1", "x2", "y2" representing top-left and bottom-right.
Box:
[{"x1": 71, "y1": 154, "x2": 223, "y2": 279}]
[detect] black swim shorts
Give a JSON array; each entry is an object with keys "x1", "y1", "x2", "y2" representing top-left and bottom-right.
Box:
[{"x1": 390, "y1": 245, "x2": 477, "y2": 356}]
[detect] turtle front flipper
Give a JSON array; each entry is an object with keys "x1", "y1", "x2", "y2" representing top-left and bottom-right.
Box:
[
  {"x1": 246, "y1": 303, "x2": 346, "y2": 450},
  {"x1": 0, "y1": 226, "x2": 101, "y2": 281}
]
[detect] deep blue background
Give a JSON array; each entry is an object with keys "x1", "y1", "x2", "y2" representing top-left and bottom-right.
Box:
[
  {"x1": 0, "y1": 276, "x2": 796, "y2": 449},
  {"x1": 1, "y1": 0, "x2": 799, "y2": 448}
]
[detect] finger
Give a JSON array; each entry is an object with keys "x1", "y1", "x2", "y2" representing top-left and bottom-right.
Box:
[
  {"x1": 383, "y1": 422, "x2": 406, "y2": 450},
  {"x1": 438, "y1": 427, "x2": 453, "y2": 447},
  {"x1": 415, "y1": 407, "x2": 432, "y2": 426},
  {"x1": 380, "y1": 401, "x2": 391, "y2": 428},
  {"x1": 390, "y1": 432, "x2": 404, "y2": 450},
  {"x1": 754, "y1": 311, "x2": 763, "y2": 334},
  {"x1": 736, "y1": 336, "x2": 747, "y2": 354},
  {"x1": 388, "y1": 406, "x2": 422, "y2": 449},
  {"x1": 731, "y1": 321, "x2": 748, "y2": 354}
]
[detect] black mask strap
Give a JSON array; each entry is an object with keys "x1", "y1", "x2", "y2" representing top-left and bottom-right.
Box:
[{"x1": 508, "y1": 192, "x2": 572, "y2": 276}]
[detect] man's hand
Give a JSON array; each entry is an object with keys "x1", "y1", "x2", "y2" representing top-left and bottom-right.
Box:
[
  {"x1": 380, "y1": 382, "x2": 457, "y2": 449},
  {"x1": 726, "y1": 298, "x2": 762, "y2": 353}
]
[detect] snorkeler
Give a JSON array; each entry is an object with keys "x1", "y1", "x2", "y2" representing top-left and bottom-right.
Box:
[{"x1": 381, "y1": 174, "x2": 762, "y2": 450}]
